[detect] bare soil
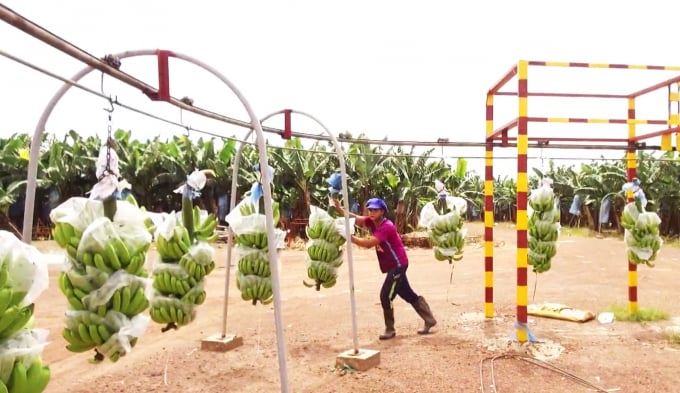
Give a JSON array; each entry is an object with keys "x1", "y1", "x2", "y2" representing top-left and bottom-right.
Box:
[{"x1": 32, "y1": 222, "x2": 680, "y2": 392}]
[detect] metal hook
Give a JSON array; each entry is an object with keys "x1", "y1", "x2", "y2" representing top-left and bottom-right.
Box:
[{"x1": 104, "y1": 96, "x2": 115, "y2": 113}]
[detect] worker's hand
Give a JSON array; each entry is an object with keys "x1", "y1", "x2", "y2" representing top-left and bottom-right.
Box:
[{"x1": 330, "y1": 196, "x2": 342, "y2": 212}]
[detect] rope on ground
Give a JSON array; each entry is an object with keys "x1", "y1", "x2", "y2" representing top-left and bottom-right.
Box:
[{"x1": 479, "y1": 353, "x2": 612, "y2": 393}]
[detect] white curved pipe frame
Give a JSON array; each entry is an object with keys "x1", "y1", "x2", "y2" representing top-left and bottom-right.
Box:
[
  {"x1": 23, "y1": 49, "x2": 291, "y2": 392},
  {"x1": 224, "y1": 109, "x2": 360, "y2": 354}
]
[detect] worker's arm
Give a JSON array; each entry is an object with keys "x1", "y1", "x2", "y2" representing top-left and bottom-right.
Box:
[
  {"x1": 351, "y1": 234, "x2": 381, "y2": 248},
  {"x1": 331, "y1": 198, "x2": 368, "y2": 226}
]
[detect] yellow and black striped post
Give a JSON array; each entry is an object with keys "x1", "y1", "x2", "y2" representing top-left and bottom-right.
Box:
[
  {"x1": 515, "y1": 60, "x2": 529, "y2": 342},
  {"x1": 484, "y1": 94, "x2": 495, "y2": 318}
]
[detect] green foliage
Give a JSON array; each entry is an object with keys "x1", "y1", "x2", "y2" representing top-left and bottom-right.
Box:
[
  {"x1": 608, "y1": 304, "x2": 669, "y2": 322},
  {"x1": 3, "y1": 130, "x2": 680, "y2": 238}
]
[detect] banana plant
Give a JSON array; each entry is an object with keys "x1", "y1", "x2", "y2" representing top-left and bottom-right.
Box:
[{"x1": 268, "y1": 138, "x2": 332, "y2": 216}]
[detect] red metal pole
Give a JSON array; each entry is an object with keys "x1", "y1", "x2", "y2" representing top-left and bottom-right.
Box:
[
  {"x1": 488, "y1": 65, "x2": 518, "y2": 95},
  {"x1": 283, "y1": 109, "x2": 292, "y2": 139}
]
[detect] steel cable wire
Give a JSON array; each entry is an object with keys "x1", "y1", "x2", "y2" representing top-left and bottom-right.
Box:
[{"x1": 479, "y1": 353, "x2": 611, "y2": 393}]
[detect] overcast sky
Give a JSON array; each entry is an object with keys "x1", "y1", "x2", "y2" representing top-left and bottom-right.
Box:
[{"x1": 2, "y1": 0, "x2": 679, "y2": 176}]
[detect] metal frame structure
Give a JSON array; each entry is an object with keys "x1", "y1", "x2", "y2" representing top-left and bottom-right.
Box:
[
  {"x1": 224, "y1": 108, "x2": 369, "y2": 359},
  {"x1": 0, "y1": 7, "x2": 296, "y2": 387},
  {"x1": 0, "y1": 6, "x2": 376, "y2": 389},
  {"x1": 485, "y1": 60, "x2": 680, "y2": 342}
]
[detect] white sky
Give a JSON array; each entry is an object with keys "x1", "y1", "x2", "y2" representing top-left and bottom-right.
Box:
[{"x1": 2, "y1": 0, "x2": 680, "y2": 177}]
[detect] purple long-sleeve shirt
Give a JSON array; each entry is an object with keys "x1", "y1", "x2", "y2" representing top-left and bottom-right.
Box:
[{"x1": 366, "y1": 218, "x2": 409, "y2": 273}]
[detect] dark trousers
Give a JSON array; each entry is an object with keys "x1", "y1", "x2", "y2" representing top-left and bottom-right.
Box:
[{"x1": 380, "y1": 265, "x2": 419, "y2": 311}]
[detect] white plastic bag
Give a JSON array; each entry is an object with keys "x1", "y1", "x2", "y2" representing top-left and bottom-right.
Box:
[
  {"x1": 419, "y1": 196, "x2": 467, "y2": 229},
  {"x1": 0, "y1": 231, "x2": 49, "y2": 306}
]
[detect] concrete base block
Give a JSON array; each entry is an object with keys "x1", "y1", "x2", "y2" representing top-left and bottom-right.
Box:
[
  {"x1": 335, "y1": 348, "x2": 380, "y2": 371},
  {"x1": 200, "y1": 334, "x2": 243, "y2": 352}
]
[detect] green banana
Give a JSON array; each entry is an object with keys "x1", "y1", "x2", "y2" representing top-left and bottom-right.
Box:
[
  {"x1": 25, "y1": 358, "x2": 51, "y2": 393},
  {"x1": 8, "y1": 361, "x2": 28, "y2": 393},
  {"x1": 0, "y1": 304, "x2": 33, "y2": 339}
]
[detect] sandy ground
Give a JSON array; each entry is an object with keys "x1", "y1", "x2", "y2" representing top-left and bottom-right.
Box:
[{"x1": 29, "y1": 222, "x2": 680, "y2": 393}]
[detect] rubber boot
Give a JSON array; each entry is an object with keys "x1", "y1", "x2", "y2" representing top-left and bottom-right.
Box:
[
  {"x1": 379, "y1": 308, "x2": 396, "y2": 340},
  {"x1": 412, "y1": 296, "x2": 437, "y2": 334}
]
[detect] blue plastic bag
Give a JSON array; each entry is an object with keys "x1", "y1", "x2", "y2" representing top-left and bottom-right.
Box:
[{"x1": 327, "y1": 173, "x2": 343, "y2": 194}]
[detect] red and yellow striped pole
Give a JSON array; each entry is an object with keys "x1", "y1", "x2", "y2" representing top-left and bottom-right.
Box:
[
  {"x1": 666, "y1": 83, "x2": 680, "y2": 151},
  {"x1": 516, "y1": 60, "x2": 529, "y2": 342},
  {"x1": 626, "y1": 98, "x2": 638, "y2": 314},
  {"x1": 484, "y1": 94, "x2": 495, "y2": 318}
]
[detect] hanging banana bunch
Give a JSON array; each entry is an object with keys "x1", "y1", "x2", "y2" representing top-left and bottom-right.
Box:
[
  {"x1": 420, "y1": 186, "x2": 469, "y2": 265},
  {"x1": 50, "y1": 140, "x2": 154, "y2": 363},
  {"x1": 621, "y1": 179, "x2": 662, "y2": 266},
  {"x1": 303, "y1": 206, "x2": 347, "y2": 290},
  {"x1": 0, "y1": 231, "x2": 51, "y2": 393},
  {"x1": 227, "y1": 165, "x2": 287, "y2": 305},
  {"x1": 527, "y1": 181, "x2": 560, "y2": 274},
  {"x1": 149, "y1": 169, "x2": 218, "y2": 332}
]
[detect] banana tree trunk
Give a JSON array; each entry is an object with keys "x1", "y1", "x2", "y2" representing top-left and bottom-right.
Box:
[{"x1": 394, "y1": 200, "x2": 406, "y2": 233}]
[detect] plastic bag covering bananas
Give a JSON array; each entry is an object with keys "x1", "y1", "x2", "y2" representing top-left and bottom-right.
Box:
[
  {"x1": 621, "y1": 202, "x2": 662, "y2": 266},
  {"x1": 419, "y1": 196, "x2": 468, "y2": 264},
  {"x1": 0, "y1": 232, "x2": 51, "y2": 393},
  {"x1": 150, "y1": 241, "x2": 214, "y2": 330},
  {"x1": 226, "y1": 191, "x2": 287, "y2": 305},
  {"x1": 303, "y1": 205, "x2": 350, "y2": 290},
  {"x1": 150, "y1": 201, "x2": 216, "y2": 331},
  {"x1": 527, "y1": 184, "x2": 560, "y2": 273},
  {"x1": 0, "y1": 329, "x2": 52, "y2": 393},
  {"x1": 49, "y1": 196, "x2": 152, "y2": 362}
]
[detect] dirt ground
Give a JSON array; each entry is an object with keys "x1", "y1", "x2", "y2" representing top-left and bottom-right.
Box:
[{"x1": 30, "y1": 222, "x2": 680, "y2": 393}]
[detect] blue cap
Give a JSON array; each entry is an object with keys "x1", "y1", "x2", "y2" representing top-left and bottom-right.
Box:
[{"x1": 365, "y1": 198, "x2": 388, "y2": 212}]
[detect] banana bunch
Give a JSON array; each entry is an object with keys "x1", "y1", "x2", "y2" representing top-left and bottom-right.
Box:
[
  {"x1": 57, "y1": 268, "x2": 108, "y2": 310},
  {"x1": 52, "y1": 217, "x2": 151, "y2": 362},
  {"x1": 150, "y1": 240, "x2": 214, "y2": 331},
  {"x1": 231, "y1": 196, "x2": 287, "y2": 305},
  {"x1": 156, "y1": 224, "x2": 192, "y2": 262},
  {"x1": 0, "y1": 262, "x2": 33, "y2": 340},
  {"x1": 152, "y1": 269, "x2": 197, "y2": 297},
  {"x1": 61, "y1": 311, "x2": 115, "y2": 353},
  {"x1": 622, "y1": 202, "x2": 662, "y2": 266},
  {"x1": 191, "y1": 206, "x2": 218, "y2": 243},
  {"x1": 58, "y1": 272, "x2": 149, "y2": 318},
  {"x1": 73, "y1": 239, "x2": 148, "y2": 276},
  {"x1": 236, "y1": 273, "x2": 273, "y2": 304},
  {"x1": 58, "y1": 268, "x2": 150, "y2": 361},
  {"x1": 307, "y1": 239, "x2": 342, "y2": 263},
  {"x1": 237, "y1": 250, "x2": 271, "y2": 277},
  {"x1": 234, "y1": 233, "x2": 275, "y2": 304},
  {"x1": 527, "y1": 189, "x2": 560, "y2": 274},
  {"x1": 306, "y1": 218, "x2": 346, "y2": 247},
  {"x1": 303, "y1": 238, "x2": 343, "y2": 290},
  {"x1": 304, "y1": 259, "x2": 338, "y2": 290},
  {"x1": 428, "y1": 211, "x2": 466, "y2": 263},
  {"x1": 0, "y1": 232, "x2": 50, "y2": 393},
  {"x1": 0, "y1": 357, "x2": 50, "y2": 393},
  {"x1": 239, "y1": 201, "x2": 280, "y2": 226},
  {"x1": 303, "y1": 207, "x2": 347, "y2": 290},
  {"x1": 235, "y1": 232, "x2": 269, "y2": 249},
  {"x1": 149, "y1": 296, "x2": 196, "y2": 327},
  {"x1": 61, "y1": 310, "x2": 140, "y2": 362},
  {"x1": 178, "y1": 251, "x2": 216, "y2": 282},
  {"x1": 0, "y1": 303, "x2": 34, "y2": 340},
  {"x1": 51, "y1": 221, "x2": 82, "y2": 260}
]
